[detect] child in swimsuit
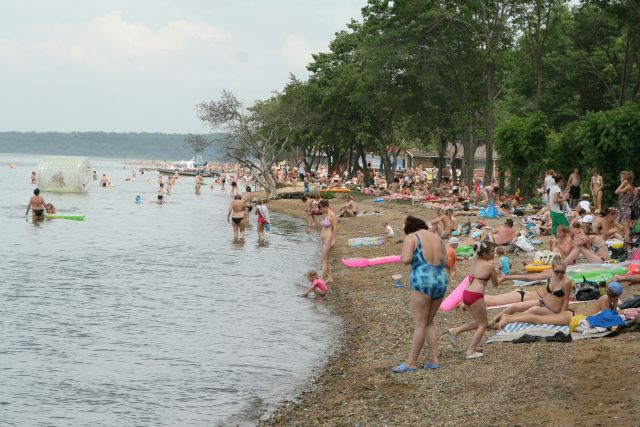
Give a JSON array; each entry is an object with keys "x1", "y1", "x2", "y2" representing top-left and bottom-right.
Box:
[
  {"x1": 299, "y1": 270, "x2": 328, "y2": 298},
  {"x1": 449, "y1": 241, "x2": 499, "y2": 359}
]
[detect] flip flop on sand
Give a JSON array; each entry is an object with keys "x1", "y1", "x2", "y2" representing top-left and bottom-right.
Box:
[
  {"x1": 423, "y1": 362, "x2": 441, "y2": 369},
  {"x1": 392, "y1": 363, "x2": 417, "y2": 373},
  {"x1": 465, "y1": 352, "x2": 484, "y2": 360}
]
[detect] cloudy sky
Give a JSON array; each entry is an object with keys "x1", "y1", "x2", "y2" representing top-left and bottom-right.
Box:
[{"x1": 0, "y1": 0, "x2": 364, "y2": 133}]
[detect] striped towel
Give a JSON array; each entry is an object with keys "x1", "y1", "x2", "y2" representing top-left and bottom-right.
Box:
[
  {"x1": 485, "y1": 322, "x2": 568, "y2": 344},
  {"x1": 503, "y1": 322, "x2": 568, "y2": 334}
]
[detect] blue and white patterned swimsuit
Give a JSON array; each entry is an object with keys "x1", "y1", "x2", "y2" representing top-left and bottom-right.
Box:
[{"x1": 410, "y1": 234, "x2": 448, "y2": 299}]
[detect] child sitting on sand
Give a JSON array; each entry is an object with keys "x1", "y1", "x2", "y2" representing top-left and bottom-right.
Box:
[
  {"x1": 496, "y1": 246, "x2": 511, "y2": 275},
  {"x1": 299, "y1": 270, "x2": 328, "y2": 298},
  {"x1": 384, "y1": 222, "x2": 395, "y2": 242}
]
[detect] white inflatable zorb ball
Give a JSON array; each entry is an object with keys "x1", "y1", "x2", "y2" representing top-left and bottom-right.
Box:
[{"x1": 37, "y1": 156, "x2": 92, "y2": 193}]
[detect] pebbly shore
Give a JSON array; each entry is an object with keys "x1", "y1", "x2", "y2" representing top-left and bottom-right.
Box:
[{"x1": 263, "y1": 195, "x2": 640, "y2": 426}]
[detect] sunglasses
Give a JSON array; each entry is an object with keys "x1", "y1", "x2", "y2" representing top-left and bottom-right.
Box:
[{"x1": 554, "y1": 270, "x2": 566, "y2": 274}]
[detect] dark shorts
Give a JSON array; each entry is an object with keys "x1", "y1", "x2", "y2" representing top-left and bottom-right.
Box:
[
  {"x1": 33, "y1": 209, "x2": 44, "y2": 217},
  {"x1": 158, "y1": 195, "x2": 163, "y2": 201},
  {"x1": 569, "y1": 185, "x2": 580, "y2": 199}
]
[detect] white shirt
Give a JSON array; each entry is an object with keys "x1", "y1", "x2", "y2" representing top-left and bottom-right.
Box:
[
  {"x1": 549, "y1": 185, "x2": 563, "y2": 213},
  {"x1": 578, "y1": 200, "x2": 591, "y2": 212},
  {"x1": 544, "y1": 175, "x2": 555, "y2": 192}
]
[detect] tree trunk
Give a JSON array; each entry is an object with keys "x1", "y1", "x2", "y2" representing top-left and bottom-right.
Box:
[
  {"x1": 484, "y1": 60, "x2": 496, "y2": 183},
  {"x1": 498, "y1": 168, "x2": 506, "y2": 196},
  {"x1": 451, "y1": 142, "x2": 459, "y2": 183},
  {"x1": 380, "y1": 147, "x2": 394, "y2": 182},
  {"x1": 436, "y1": 133, "x2": 447, "y2": 185},
  {"x1": 461, "y1": 121, "x2": 477, "y2": 188}
]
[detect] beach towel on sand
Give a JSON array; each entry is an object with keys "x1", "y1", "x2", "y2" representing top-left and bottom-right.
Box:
[{"x1": 485, "y1": 322, "x2": 611, "y2": 344}]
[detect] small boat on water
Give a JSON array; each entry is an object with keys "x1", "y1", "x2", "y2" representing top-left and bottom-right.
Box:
[{"x1": 158, "y1": 157, "x2": 218, "y2": 177}]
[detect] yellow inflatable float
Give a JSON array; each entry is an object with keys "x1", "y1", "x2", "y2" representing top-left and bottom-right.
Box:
[{"x1": 524, "y1": 260, "x2": 552, "y2": 273}]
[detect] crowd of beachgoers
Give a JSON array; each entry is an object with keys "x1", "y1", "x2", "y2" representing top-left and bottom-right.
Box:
[
  {"x1": 272, "y1": 163, "x2": 640, "y2": 372},
  {"x1": 26, "y1": 160, "x2": 640, "y2": 372}
]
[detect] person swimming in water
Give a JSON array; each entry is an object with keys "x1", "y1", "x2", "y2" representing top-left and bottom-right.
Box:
[
  {"x1": 45, "y1": 203, "x2": 56, "y2": 214},
  {"x1": 31, "y1": 171, "x2": 37, "y2": 184},
  {"x1": 26, "y1": 188, "x2": 47, "y2": 221}
]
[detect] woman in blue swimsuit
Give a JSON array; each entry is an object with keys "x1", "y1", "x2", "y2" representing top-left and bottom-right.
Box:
[{"x1": 393, "y1": 215, "x2": 448, "y2": 373}]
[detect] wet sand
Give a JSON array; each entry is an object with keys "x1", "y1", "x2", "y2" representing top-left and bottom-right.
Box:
[{"x1": 264, "y1": 195, "x2": 640, "y2": 426}]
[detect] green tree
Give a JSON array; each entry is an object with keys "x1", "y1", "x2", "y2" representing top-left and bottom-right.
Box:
[{"x1": 494, "y1": 112, "x2": 552, "y2": 197}]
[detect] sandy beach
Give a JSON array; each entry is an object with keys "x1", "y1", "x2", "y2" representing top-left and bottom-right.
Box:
[{"x1": 264, "y1": 194, "x2": 640, "y2": 426}]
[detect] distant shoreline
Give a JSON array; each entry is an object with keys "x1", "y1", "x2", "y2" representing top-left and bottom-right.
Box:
[{"x1": 0, "y1": 131, "x2": 228, "y2": 161}]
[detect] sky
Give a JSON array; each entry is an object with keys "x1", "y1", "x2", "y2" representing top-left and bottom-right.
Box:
[{"x1": 0, "y1": 0, "x2": 364, "y2": 133}]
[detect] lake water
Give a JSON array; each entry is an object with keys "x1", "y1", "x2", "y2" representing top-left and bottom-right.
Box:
[{"x1": 0, "y1": 154, "x2": 339, "y2": 426}]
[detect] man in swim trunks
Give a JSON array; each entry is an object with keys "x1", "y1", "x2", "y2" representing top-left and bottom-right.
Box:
[
  {"x1": 566, "y1": 167, "x2": 581, "y2": 209},
  {"x1": 100, "y1": 174, "x2": 110, "y2": 187},
  {"x1": 338, "y1": 196, "x2": 358, "y2": 217},
  {"x1": 26, "y1": 188, "x2": 47, "y2": 221}
]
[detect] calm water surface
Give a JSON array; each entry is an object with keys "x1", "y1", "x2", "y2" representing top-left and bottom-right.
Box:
[{"x1": 0, "y1": 154, "x2": 339, "y2": 426}]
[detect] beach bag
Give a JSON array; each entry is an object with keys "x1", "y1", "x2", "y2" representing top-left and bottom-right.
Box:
[
  {"x1": 610, "y1": 245, "x2": 626, "y2": 261},
  {"x1": 574, "y1": 279, "x2": 600, "y2": 301},
  {"x1": 619, "y1": 295, "x2": 640, "y2": 310},
  {"x1": 514, "y1": 235, "x2": 534, "y2": 252},
  {"x1": 562, "y1": 202, "x2": 573, "y2": 219},
  {"x1": 533, "y1": 250, "x2": 560, "y2": 265}
]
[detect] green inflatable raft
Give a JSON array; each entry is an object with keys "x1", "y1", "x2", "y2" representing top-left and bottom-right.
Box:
[{"x1": 45, "y1": 214, "x2": 85, "y2": 221}]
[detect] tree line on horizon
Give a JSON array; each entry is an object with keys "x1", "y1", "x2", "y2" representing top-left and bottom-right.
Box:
[
  {"x1": 198, "y1": 0, "x2": 640, "y2": 200},
  {"x1": 0, "y1": 131, "x2": 229, "y2": 161}
]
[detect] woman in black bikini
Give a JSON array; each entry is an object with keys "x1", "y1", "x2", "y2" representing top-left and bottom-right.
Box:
[
  {"x1": 26, "y1": 188, "x2": 47, "y2": 221},
  {"x1": 227, "y1": 195, "x2": 247, "y2": 240},
  {"x1": 496, "y1": 259, "x2": 572, "y2": 329}
]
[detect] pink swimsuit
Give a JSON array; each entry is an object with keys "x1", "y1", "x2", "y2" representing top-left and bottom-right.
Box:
[{"x1": 312, "y1": 278, "x2": 328, "y2": 293}]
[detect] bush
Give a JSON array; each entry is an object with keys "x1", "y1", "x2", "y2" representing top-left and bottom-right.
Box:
[{"x1": 319, "y1": 191, "x2": 335, "y2": 199}]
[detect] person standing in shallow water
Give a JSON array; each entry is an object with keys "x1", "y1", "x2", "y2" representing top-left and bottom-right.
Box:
[
  {"x1": 195, "y1": 173, "x2": 202, "y2": 195},
  {"x1": 26, "y1": 188, "x2": 47, "y2": 221},
  {"x1": 255, "y1": 199, "x2": 270, "y2": 242},
  {"x1": 244, "y1": 186, "x2": 254, "y2": 223},
  {"x1": 228, "y1": 195, "x2": 247, "y2": 240},
  {"x1": 392, "y1": 215, "x2": 448, "y2": 373},
  {"x1": 318, "y1": 199, "x2": 338, "y2": 283}
]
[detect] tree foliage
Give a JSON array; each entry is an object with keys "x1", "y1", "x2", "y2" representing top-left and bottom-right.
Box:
[
  {"x1": 494, "y1": 113, "x2": 552, "y2": 197},
  {"x1": 194, "y1": 0, "x2": 640, "y2": 197}
]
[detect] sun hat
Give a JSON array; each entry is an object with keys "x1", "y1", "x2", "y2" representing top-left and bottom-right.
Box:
[
  {"x1": 607, "y1": 282, "x2": 623, "y2": 297},
  {"x1": 448, "y1": 237, "x2": 460, "y2": 245},
  {"x1": 581, "y1": 215, "x2": 594, "y2": 224}
]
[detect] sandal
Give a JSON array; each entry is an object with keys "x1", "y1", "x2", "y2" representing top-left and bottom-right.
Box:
[
  {"x1": 392, "y1": 363, "x2": 417, "y2": 373},
  {"x1": 423, "y1": 362, "x2": 441, "y2": 369},
  {"x1": 465, "y1": 352, "x2": 484, "y2": 359}
]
